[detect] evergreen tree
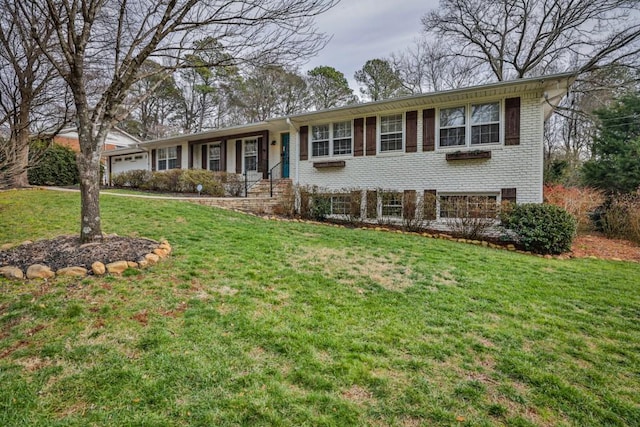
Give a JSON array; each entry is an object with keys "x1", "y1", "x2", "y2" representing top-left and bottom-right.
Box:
[{"x1": 582, "y1": 93, "x2": 640, "y2": 193}]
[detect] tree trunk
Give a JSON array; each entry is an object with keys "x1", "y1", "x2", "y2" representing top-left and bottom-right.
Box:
[
  {"x1": 77, "y1": 145, "x2": 103, "y2": 243},
  {"x1": 12, "y1": 143, "x2": 30, "y2": 187}
]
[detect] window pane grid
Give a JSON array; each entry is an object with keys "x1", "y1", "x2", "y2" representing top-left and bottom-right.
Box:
[
  {"x1": 439, "y1": 195, "x2": 498, "y2": 218},
  {"x1": 380, "y1": 114, "x2": 403, "y2": 152},
  {"x1": 244, "y1": 140, "x2": 258, "y2": 172},
  {"x1": 313, "y1": 140, "x2": 329, "y2": 157},
  {"x1": 333, "y1": 138, "x2": 351, "y2": 155},
  {"x1": 381, "y1": 192, "x2": 403, "y2": 217},
  {"x1": 331, "y1": 195, "x2": 350, "y2": 215}
]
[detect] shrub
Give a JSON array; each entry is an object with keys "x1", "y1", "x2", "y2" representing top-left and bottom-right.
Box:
[
  {"x1": 142, "y1": 169, "x2": 182, "y2": 192},
  {"x1": 28, "y1": 143, "x2": 79, "y2": 186},
  {"x1": 222, "y1": 173, "x2": 244, "y2": 197},
  {"x1": 441, "y1": 195, "x2": 498, "y2": 240},
  {"x1": 177, "y1": 169, "x2": 224, "y2": 196},
  {"x1": 501, "y1": 203, "x2": 577, "y2": 255},
  {"x1": 593, "y1": 193, "x2": 640, "y2": 244},
  {"x1": 111, "y1": 169, "x2": 151, "y2": 187},
  {"x1": 544, "y1": 185, "x2": 604, "y2": 232}
]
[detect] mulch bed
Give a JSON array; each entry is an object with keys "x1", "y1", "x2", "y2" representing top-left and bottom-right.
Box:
[
  {"x1": 570, "y1": 233, "x2": 640, "y2": 263},
  {"x1": 0, "y1": 235, "x2": 159, "y2": 272}
]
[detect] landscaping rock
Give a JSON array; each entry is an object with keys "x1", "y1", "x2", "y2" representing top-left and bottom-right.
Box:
[
  {"x1": 1, "y1": 243, "x2": 13, "y2": 250},
  {"x1": 57, "y1": 266, "x2": 88, "y2": 277},
  {"x1": 127, "y1": 261, "x2": 139, "y2": 269},
  {"x1": 144, "y1": 253, "x2": 160, "y2": 265},
  {"x1": 153, "y1": 248, "x2": 168, "y2": 258},
  {"x1": 0, "y1": 266, "x2": 24, "y2": 280},
  {"x1": 92, "y1": 261, "x2": 106, "y2": 275},
  {"x1": 106, "y1": 261, "x2": 129, "y2": 274},
  {"x1": 138, "y1": 259, "x2": 149, "y2": 268},
  {"x1": 26, "y1": 264, "x2": 55, "y2": 280}
]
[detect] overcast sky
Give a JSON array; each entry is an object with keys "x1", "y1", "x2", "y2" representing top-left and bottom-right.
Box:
[{"x1": 303, "y1": 0, "x2": 440, "y2": 93}]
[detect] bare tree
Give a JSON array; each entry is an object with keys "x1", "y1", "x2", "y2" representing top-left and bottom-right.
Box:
[
  {"x1": 21, "y1": 0, "x2": 337, "y2": 242},
  {"x1": 0, "y1": 0, "x2": 69, "y2": 189},
  {"x1": 390, "y1": 36, "x2": 483, "y2": 93},
  {"x1": 423, "y1": 0, "x2": 640, "y2": 81}
]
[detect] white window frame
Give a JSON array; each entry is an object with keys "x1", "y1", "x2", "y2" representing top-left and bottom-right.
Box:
[
  {"x1": 310, "y1": 121, "x2": 353, "y2": 158},
  {"x1": 438, "y1": 193, "x2": 499, "y2": 219},
  {"x1": 379, "y1": 113, "x2": 405, "y2": 153},
  {"x1": 437, "y1": 101, "x2": 503, "y2": 149},
  {"x1": 381, "y1": 191, "x2": 403, "y2": 218},
  {"x1": 158, "y1": 146, "x2": 178, "y2": 171},
  {"x1": 209, "y1": 143, "x2": 221, "y2": 172},
  {"x1": 244, "y1": 139, "x2": 258, "y2": 172}
]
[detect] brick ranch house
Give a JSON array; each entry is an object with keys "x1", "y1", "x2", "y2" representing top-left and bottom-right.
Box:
[{"x1": 103, "y1": 72, "x2": 573, "y2": 221}]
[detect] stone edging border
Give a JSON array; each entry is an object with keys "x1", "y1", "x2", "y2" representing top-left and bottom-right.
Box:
[{"x1": 0, "y1": 240, "x2": 172, "y2": 280}]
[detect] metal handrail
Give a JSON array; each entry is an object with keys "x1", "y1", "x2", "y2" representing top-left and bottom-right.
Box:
[{"x1": 268, "y1": 162, "x2": 282, "y2": 197}]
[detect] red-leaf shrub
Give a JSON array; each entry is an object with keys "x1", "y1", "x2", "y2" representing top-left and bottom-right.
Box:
[{"x1": 544, "y1": 185, "x2": 604, "y2": 231}]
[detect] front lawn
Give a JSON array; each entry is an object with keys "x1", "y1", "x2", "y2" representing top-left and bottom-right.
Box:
[{"x1": 1, "y1": 189, "x2": 639, "y2": 426}]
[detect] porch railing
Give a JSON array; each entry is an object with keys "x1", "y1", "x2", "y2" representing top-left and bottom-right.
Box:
[{"x1": 268, "y1": 162, "x2": 282, "y2": 197}]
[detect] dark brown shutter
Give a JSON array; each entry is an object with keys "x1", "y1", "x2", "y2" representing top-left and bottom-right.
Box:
[
  {"x1": 220, "y1": 139, "x2": 227, "y2": 172},
  {"x1": 403, "y1": 190, "x2": 417, "y2": 218},
  {"x1": 189, "y1": 144, "x2": 194, "y2": 169},
  {"x1": 258, "y1": 136, "x2": 269, "y2": 178},
  {"x1": 176, "y1": 145, "x2": 182, "y2": 169},
  {"x1": 366, "y1": 190, "x2": 377, "y2": 219},
  {"x1": 151, "y1": 149, "x2": 156, "y2": 171},
  {"x1": 505, "y1": 97, "x2": 521, "y2": 146},
  {"x1": 423, "y1": 108, "x2": 435, "y2": 152},
  {"x1": 501, "y1": 188, "x2": 517, "y2": 204},
  {"x1": 201, "y1": 144, "x2": 208, "y2": 170},
  {"x1": 354, "y1": 118, "x2": 364, "y2": 157},
  {"x1": 365, "y1": 116, "x2": 377, "y2": 156},
  {"x1": 350, "y1": 190, "x2": 362, "y2": 217},
  {"x1": 423, "y1": 189, "x2": 437, "y2": 220},
  {"x1": 299, "y1": 126, "x2": 308, "y2": 160},
  {"x1": 235, "y1": 140, "x2": 242, "y2": 173},
  {"x1": 405, "y1": 111, "x2": 418, "y2": 153}
]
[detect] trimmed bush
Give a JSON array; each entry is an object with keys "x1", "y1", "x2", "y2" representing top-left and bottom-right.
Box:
[
  {"x1": 111, "y1": 169, "x2": 151, "y2": 187},
  {"x1": 177, "y1": 169, "x2": 224, "y2": 196},
  {"x1": 501, "y1": 203, "x2": 577, "y2": 255},
  {"x1": 28, "y1": 143, "x2": 79, "y2": 186}
]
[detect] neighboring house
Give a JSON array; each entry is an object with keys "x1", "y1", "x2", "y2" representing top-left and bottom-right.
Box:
[
  {"x1": 103, "y1": 73, "x2": 573, "y2": 220},
  {"x1": 55, "y1": 127, "x2": 140, "y2": 152}
]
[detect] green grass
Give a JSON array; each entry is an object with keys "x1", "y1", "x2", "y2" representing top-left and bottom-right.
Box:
[{"x1": 1, "y1": 188, "x2": 639, "y2": 426}]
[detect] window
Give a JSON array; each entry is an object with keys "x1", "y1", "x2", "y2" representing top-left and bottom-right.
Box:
[
  {"x1": 381, "y1": 192, "x2": 403, "y2": 218},
  {"x1": 439, "y1": 195, "x2": 498, "y2": 219},
  {"x1": 439, "y1": 107, "x2": 466, "y2": 147},
  {"x1": 311, "y1": 121, "x2": 352, "y2": 157},
  {"x1": 114, "y1": 158, "x2": 122, "y2": 162},
  {"x1": 471, "y1": 103, "x2": 500, "y2": 145},
  {"x1": 209, "y1": 144, "x2": 221, "y2": 171},
  {"x1": 332, "y1": 121, "x2": 352, "y2": 155},
  {"x1": 331, "y1": 195, "x2": 350, "y2": 215},
  {"x1": 134, "y1": 155, "x2": 144, "y2": 160},
  {"x1": 244, "y1": 140, "x2": 258, "y2": 172},
  {"x1": 124, "y1": 156, "x2": 132, "y2": 161},
  {"x1": 439, "y1": 102, "x2": 501, "y2": 148},
  {"x1": 158, "y1": 147, "x2": 178, "y2": 170},
  {"x1": 380, "y1": 114, "x2": 403, "y2": 152},
  {"x1": 311, "y1": 124, "x2": 329, "y2": 157}
]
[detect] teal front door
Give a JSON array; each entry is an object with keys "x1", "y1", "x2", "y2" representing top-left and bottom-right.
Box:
[{"x1": 281, "y1": 133, "x2": 290, "y2": 178}]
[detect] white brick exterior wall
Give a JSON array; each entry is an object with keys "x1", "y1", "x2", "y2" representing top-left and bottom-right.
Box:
[{"x1": 291, "y1": 90, "x2": 545, "y2": 204}]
